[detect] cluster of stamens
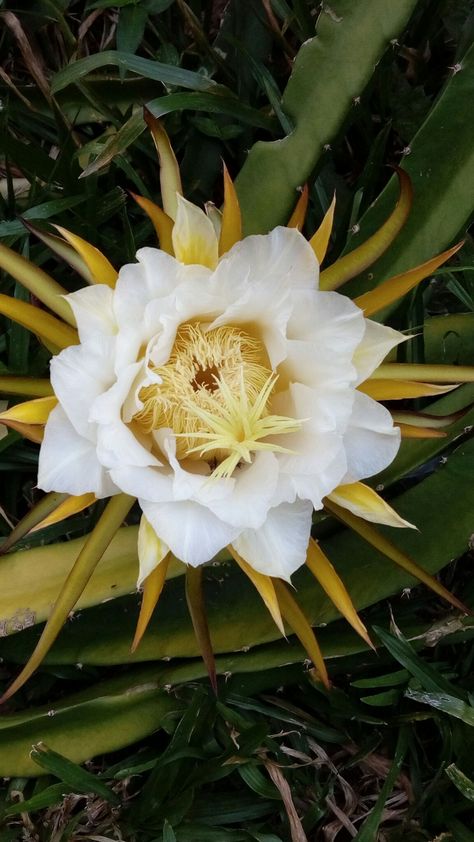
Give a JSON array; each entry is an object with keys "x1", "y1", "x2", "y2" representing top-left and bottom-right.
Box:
[{"x1": 133, "y1": 323, "x2": 301, "y2": 478}]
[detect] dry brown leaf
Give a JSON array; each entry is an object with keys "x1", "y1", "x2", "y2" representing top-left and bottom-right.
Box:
[{"x1": 265, "y1": 760, "x2": 308, "y2": 842}]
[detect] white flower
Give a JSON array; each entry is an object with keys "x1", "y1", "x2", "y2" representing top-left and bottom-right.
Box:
[{"x1": 38, "y1": 199, "x2": 405, "y2": 583}]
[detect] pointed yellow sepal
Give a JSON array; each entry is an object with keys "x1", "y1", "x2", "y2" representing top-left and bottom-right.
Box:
[
  {"x1": 273, "y1": 579, "x2": 330, "y2": 688},
  {"x1": 324, "y1": 498, "x2": 469, "y2": 615},
  {"x1": 0, "y1": 493, "x2": 135, "y2": 703},
  {"x1": 287, "y1": 185, "x2": 309, "y2": 230},
  {"x1": 129, "y1": 192, "x2": 174, "y2": 254},
  {"x1": 391, "y1": 408, "x2": 469, "y2": 429},
  {"x1": 185, "y1": 565, "x2": 217, "y2": 694},
  {"x1": 0, "y1": 396, "x2": 57, "y2": 425},
  {"x1": 23, "y1": 220, "x2": 95, "y2": 285},
  {"x1": 0, "y1": 377, "x2": 54, "y2": 398},
  {"x1": 396, "y1": 423, "x2": 447, "y2": 439},
  {"x1": 0, "y1": 419, "x2": 44, "y2": 443},
  {"x1": 0, "y1": 396, "x2": 57, "y2": 443},
  {"x1": 53, "y1": 226, "x2": 118, "y2": 288},
  {"x1": 132, "y1": 552, "x2": 171, "y2": 653},
  {"x1": 228, "y1": 546, "x2": 285, "y2": 636},
  {"x1": 358, "y1": 379, "x2": 458, "y2": 401},
  {"x1": 218, "y1": 165, "x2": 242, "y2": 256},
  {"x1": 31, "y1": 493, "x2": 96, "y2": 533},
  {"x1": 354, "y1": 242, "x2": 464, "y2": 316},
  {"x1": 309, "y1": 193, "x2": 336, "y2": 264},
  {"x1": 320, "y1": 168, "x2": 413, "y2": 290},
  {"x1": 0, "y1": 293, "x2": 78, "y2": 350},
  {"x1": 305, "y1": 538, "x2": 373, "y2": 648},
  {"x1": 144, "y1": 109, "x2": 183, "y2": 221},
  {"x1": 0, "y1": 242, "x2": 75, "y2": 326},
  {"x1": 327, "y1": 482, "x2": 415, "y2": 529},
  {"x1": 372, "y1": 363, "x2": 474, "y2": 384}
]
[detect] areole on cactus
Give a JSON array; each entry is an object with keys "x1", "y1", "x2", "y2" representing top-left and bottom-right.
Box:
[{"x1": 0, "y1": 111, "x2": 472, "y2": 701}]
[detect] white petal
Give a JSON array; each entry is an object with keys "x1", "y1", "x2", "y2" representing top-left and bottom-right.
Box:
[
  {"x1": 205, "y1": 451, "x2": 280, "y2": 530},
  {"x1": 232, "y1": 500, "x2": 313, "y2": 581},
  {"x1": 50, "y1": 340, "x2": 115, "y2": 440},
  {"x1": 209, "y1": 227, "x2": 319, "y2": 367},
  {"x1": 287, "y1": 289, "x2": 365, "y2": 352},
  {"x1": 110, "y1": 464, "x2": 173, "y2": 502},
  {"x1": 141, "y1": 499, "x2": 240, "y2": 567},
  {"x1": 172, "y1": 195, "x2": 218, "y2": 269},
  {"x1": 112, "y1": 248, "x2": 190, "y2": 369},
  {"x1": 281, "y1": 340, "x2": 357, "y2": 392},
  {"x1": 343, "y1": 391, "x2": 400, "y2": 481},
  {"x1": 353, "y1": 319, "x2": 408, "y2": 385},
  {"x1": 38, "y1": 406, "x2": 117, "y2": 498},
  {"x1": 217, "y1": 226, "x2": 318, "y2": 292},
  {"x1": 66, "y1": 285, "x2": 117, "y2": 343},
  {"x1": 114, "y1": 248, "x2": 183, "y2": 327},
  {"x1": 91, "y1": 363, "x2": 161, "y2": 468},
  {"x1": 137, "y1": 514, "x2": 170, "y2": 586}
]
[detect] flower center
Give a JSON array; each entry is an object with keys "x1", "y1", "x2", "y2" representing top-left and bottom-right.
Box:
[{"x1": 133, "y1": 322, "x2": 301, "y2": 478}]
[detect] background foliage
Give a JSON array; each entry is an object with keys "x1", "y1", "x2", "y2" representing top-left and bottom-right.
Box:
[{"x1": 1, "y1": 0, "x2": 474, "y2": 839}]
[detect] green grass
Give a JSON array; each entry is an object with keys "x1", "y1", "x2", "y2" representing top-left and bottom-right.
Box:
[{"x1": 1, "y1": 1, "x2": 474, "y2": 839}]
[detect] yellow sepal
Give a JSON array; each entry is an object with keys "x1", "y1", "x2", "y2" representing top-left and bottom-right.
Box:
[
  {"x1": 354, "y1": 242, "x2": 464, "y2": 316},
  {"x1": 31, "y1": 493, "x2": 96, "y2": 532},
  {"x1": 396, "y1": 423, "x2": 447, "y2": 439},
  {"x1": 219, "y1": 165, "x2": 242, "y2": 256},
  {"x1": 273, "y1": 579, "x2": 330, "y2": 688},
  {"x1": 372, "y1": 363, "x2": 474, "y2": 384},
  {"x1": 129, "y1": 192, "x2": 174, "y2": 254},
  {"x1": 320, "y1": 169, "x2": 413, "y2": 290},
  {"x1": 132, "y1": 552, "x2": 171, "y2": 653},
  {"x1": 309, "y1": 193, "x2": 336, "y2": 264},
  {"x1": 327, "y1": 482, "x2": 415, "y2": 529},
  {"x1": 54, "y1": 226, "x2": 118, "y2": 288},
  {"x1": 0, "y1": 396, "x2": 57, "y2": 425},
  {"x1": 306, "y1": 538, "x2": 372, "y2": 647},
  {"x1": 358, "y1": 379, "x2": 458, "y2": 401},
  {"x1": 144, "y1": 109, "x2": 183, "y2": 220},
  {"x1": 287, "y1": 185, "x2": 309, "y2": 230},
  {"x1": 0, "y1": 293, "x2": 78, "y2": 350},
  {"x1": 0, "y1": 242, "x2": 74, "y2": 326},
  {"x1": 228, "y1": 546, "x2": 285, "y2": 636}
]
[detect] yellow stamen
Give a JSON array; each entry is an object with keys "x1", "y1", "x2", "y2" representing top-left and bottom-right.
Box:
[{"x1": 133, "y1": 322, "x2": 302, "y2": 478}]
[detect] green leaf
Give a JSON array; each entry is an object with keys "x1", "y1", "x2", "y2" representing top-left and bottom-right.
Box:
[
  {"x1": 235, "y1": 0, "x2": 419, "y2": 233},
  {"x1": 353, "y1": 727, "x2": 409, "y2": 841},
  {"x1": 146, "y1": 92, "x2": 276, "y2": 130},
  {"x1": 79, "y1": 111, "x2": 147, "y2": 179},
  {"x1": 30, "y1": 743, "x2": 120, "y2": 804},
  {"x1": 117, "y1": 5, "x2": 149, "y2": 56},
  {"x1": 51, "y1": 51, "x2": 226, "y2": 94},
  {"x1": 405, "y1": 690, "x2": 474, "y2": 726},
  {"x1": 342, "y1": 40, "x2": 474, "y2": 303},
  {"x1": 163, "y1": 819, "x2": 178, "y2": 842},
  {"x1": 374, "y1": 626, "x2": 463, "y2": 698},
  {"x1": 445, "y1": 764, "x2": 474, "y2": 802},
  {"x1": 1, "y1": 783, "x2": 71, "y2": 818}
]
